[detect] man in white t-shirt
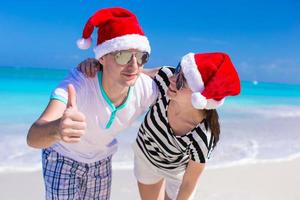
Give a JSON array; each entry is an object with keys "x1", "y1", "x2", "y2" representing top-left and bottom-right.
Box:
[{"x1": 27, "y1": 7, "x2": 157, "y2": 200}]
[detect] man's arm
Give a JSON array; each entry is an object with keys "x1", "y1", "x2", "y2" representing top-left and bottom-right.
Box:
[
  {"x1": 27, "y1": 84, "x2": 86, "y2": 149},
  {"x1": 176, "y1": 160, "x2": 205, "y2": 200},
  {"x1": 27, "y1": 100, "x2": 65, "y2": 148}
]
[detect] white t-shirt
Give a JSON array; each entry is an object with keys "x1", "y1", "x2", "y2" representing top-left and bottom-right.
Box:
[{"x1": 50, "y1": 68, "x2": 158, "y2": 163}]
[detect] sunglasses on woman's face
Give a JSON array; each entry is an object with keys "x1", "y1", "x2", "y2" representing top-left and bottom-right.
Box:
[
  {"x1": 111, "y1": 50, "x2": 149, "y2": 66},
  {"x1": 174, "y1": 64, "x2": 186, "y2": 90}
]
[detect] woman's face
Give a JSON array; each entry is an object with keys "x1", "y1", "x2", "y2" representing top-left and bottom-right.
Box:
[{"x1": 167, "y1": 69, "x2": 193, "y2": 107}]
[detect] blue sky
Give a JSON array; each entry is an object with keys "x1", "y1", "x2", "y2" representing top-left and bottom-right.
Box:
[{"x1": 0, "y1": 0, "x2": 299, "y2": 83}]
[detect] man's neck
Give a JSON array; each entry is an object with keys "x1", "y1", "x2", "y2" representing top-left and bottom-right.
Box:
[{"x1": 101, "y1": 75, "x2": 129, "y2": 107}]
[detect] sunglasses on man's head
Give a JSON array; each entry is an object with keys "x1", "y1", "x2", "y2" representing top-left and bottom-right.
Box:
[
  {"x1": 111, "y1": 50, "x2": 149, "y2": 66},
  {"x1": 174, "y1": 64, "x2": 186, "y2": 90}
]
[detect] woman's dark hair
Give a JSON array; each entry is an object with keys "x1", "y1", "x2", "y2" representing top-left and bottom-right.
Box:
[{"x1": 205, "y1": 109, "x2": 220, "y2": 148}]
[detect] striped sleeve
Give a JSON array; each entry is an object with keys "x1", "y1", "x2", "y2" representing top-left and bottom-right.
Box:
[
  {"x1": 154, "y1": 66, "x2": 175, "y2": 96},
  {"x1": 188, "y1": 124, "x2": 214, "y2": 163}
]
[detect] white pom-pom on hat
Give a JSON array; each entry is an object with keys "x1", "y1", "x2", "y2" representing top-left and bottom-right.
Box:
[
  {"x1": 191, "y1": 92, "x2": 207, "y2": 109},
  {"x1": 77, "y1": 37, "x2": 92, "y2": 50},
  {"x1": 205, "y1": 98, "x2": 225, "y2": 110}
]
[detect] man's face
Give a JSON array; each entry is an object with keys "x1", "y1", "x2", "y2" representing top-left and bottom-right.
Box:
[{"x1": 100, "y1": 49, "x2": 148, "y2": 87}]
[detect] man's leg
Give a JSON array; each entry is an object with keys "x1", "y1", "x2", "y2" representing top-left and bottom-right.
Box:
[
  {"x1": 81, "y1": 156, "x2": 112, "y2": 200},
  {"x1": 42, "y1": 148, "x2": 83, "y2": 200}
]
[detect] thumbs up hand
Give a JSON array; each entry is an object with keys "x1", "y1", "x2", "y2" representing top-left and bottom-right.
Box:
[
  {"x1": 59, "y1": 84, "x2": 86, "y2": 143},
  {"x1": 67, "y1": 83, "x2": 78, "y2": 109}
]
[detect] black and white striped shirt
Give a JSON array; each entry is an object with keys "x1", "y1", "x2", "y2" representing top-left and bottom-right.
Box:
[{"x1": 135, "y1": 67, "x2": 214, "y2": 171}]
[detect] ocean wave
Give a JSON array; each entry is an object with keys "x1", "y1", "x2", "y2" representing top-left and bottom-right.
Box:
[
  {"x1": 1, "y1": 153, "x2": 300, "y2": 173},
  {"x1": 205, "y1": 153, "x2": 300, "y2": 169},
  {"x1": 222, "y1": 105, "x2": 300, "y2": 119}
]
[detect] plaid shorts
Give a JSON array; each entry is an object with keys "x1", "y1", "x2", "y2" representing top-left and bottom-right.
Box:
[{"x1": 42, "y1": 148, "x2": 112, "y2": 200}]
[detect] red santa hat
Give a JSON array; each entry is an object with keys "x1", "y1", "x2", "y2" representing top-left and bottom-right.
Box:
[
  {"x1": 180, "y1": 52, "x2": 241, "y2": 109},
  {"x1": 76, "y1": 7, "x2": 151, "y2": 59}
]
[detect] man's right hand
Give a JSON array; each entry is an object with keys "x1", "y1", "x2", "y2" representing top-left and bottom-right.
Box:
[{"x1": 59, "y1": 84, "x2": 86, "y2": 143}]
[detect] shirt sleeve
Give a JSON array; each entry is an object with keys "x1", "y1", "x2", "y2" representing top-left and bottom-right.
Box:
[
  {"x1": 154, "y1": 66, "x2": 175, "y2": 83},
  {"x1": 188, "y1": 125, "x2": 214, "y2": 163},
  {"x1": 153, "y1": 66, "x2": 175, "y2": 97},
  {"x1": 50, "y1": 68, "x2": 86, "y2": 104}
]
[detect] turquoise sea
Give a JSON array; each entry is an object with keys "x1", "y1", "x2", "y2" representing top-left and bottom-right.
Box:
[{"x1": 1, "y1": 66, "x2": 300, "y2": 171}]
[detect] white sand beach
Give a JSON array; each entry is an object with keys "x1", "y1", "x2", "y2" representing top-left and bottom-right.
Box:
[{"x1": 1, "y1": 158, "x2": 299, "y2": 200}]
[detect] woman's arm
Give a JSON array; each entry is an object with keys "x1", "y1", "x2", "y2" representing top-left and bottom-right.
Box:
[
  {"x1": 141, "y1": 67, "x2": 160, "y2": 79},
  {"x1": 176, "y1": 160, "x2": 205, "y2": 200}
]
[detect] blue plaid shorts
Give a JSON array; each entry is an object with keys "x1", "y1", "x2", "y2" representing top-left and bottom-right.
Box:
[{"x1": 42, "y1": 148, "x2": 112, "y2": 200}]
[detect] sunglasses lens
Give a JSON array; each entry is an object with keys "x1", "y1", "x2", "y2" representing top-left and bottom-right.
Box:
[
  {"x1": 114, "y1": 51, "x2": 132, "y2": 65},
  {"x1": 114, "y1": 51, "x2": 149, "y2": 66},
  {"x1": 176, "y1": 74, "x2": 182, "y2": 90},
  {"x1": 175, "y1": 64, "x2": 181, "y2": 74},
  {"x1": 136, "y1": 52, "x2": 149, "y2": 65}
]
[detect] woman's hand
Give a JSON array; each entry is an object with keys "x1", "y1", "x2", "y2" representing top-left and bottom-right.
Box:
[
  {"x1": 77, "y1": 58, "x2": 101, "y2": 77},
  {"x1": 176, "y1": 160, "x2": 205, "y2": 200}
]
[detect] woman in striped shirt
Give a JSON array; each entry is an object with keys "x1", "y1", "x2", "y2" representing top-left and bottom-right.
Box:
[{"x1": 79, "y1": 52, "x2": 241, "y2": 200}]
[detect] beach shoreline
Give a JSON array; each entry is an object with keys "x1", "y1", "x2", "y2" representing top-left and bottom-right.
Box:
[{"x1": 1, "y1": 158, "x2": 299, "y2": 200}]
